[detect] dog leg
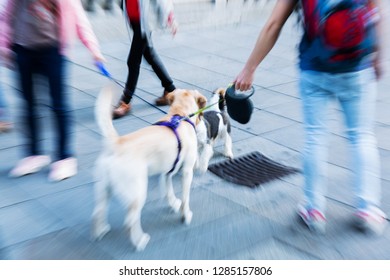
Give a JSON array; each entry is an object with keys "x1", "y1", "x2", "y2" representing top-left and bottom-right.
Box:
[
  {"x1": 91, "y1": 177, "x2": 111, "y2": 241},
  {"x1": 164, "y1": 174, "x2": 182, "y2": 213},
  {"x1": 223, "y1": 133, "x2": 234, "y2": 159},
  {"x1": 180, "y1": 168, "x2": 193, "y2": 225},
  {"x1": 122, "y1": 177, "x2": 150, "y2": 251},
  {"x1": 124, "y1": 199, "x2": 150, "y2": 251},
  {"x1": 198, "y1": 143, "x2": 214, "y2": 173}
]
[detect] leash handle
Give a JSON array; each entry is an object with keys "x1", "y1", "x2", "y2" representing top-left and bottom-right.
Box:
[
  {"x1": 226, "y1": 83, "x2": 255, "y2": 98},
  {"x1": 95, "y1": 61, "x2": 111, "y2": 78}
]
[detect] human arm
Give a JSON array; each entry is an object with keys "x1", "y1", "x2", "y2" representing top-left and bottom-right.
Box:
[
  {"x1": 72, "y1": 0, "x2": 105, "y2": 62},
  {"x1": 0, "y1": 0, "x2": 16, "y2": 67},
  {"x1": 234, "y1": 0, "x2": 298, "y2": 91},
  {"x1": 156, "y1": 0, "x2": 178, "y2": 36},
  {"x1": 372, "y1": 0, "x2": 385, "y2": 79}
]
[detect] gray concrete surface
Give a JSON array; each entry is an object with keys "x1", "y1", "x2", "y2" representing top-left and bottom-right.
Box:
[{"x1": 0, "y1": 1, "x2": 389, "y2": 260}]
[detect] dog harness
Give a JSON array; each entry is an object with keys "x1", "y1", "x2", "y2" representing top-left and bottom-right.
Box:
[{"x1": 154, "y1": 115, "x2": 195, "y2": 173}]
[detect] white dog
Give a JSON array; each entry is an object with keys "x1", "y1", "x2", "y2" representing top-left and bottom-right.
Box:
[
  {"x1": 196, "y1": 88, "x2": 233, "y2": 173},
  {"x1": 91, "y1": 84, "x2": 206, "y2": 251}
]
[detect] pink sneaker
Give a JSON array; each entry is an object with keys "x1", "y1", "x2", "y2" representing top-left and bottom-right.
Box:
[
  {"x1": 9, "y1": 155, "x2": 51, "y2": 177},
  {"x1": 297, "y1": 204, "x2": 326, "y2": 234},
  {"x1": 48, "y1": 157, "x2": 78, "y2": 182},
  {"x1": 354, "y1": 207, "x2": 388, "y2": 236}
]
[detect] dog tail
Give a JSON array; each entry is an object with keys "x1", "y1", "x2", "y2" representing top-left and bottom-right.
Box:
[{"x1": 95, "y1": 83, "x2": 119, "y2": 141}]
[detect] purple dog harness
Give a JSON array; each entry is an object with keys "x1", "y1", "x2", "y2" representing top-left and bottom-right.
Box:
[{"x1": 154, "y1": 115, "x2": 195, "y2": 173}]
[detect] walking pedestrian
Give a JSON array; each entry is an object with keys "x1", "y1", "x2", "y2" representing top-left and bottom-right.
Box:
[
  {"x1": 0, "y1": 0, "x2": 105, "y2": 181},
  {"x1": 234, "y1": 0, "x2": 387, "y2": 235},
  {"x1": 112, "y1": 0, "x2": 178, "y2": 119},
  {"x1": 85, "y1": 0, "x2": 115, "y2": 12}
]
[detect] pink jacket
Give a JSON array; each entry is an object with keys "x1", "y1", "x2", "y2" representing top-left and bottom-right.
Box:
[{"x1": 0, "y1": 0, "x2": 104, "y2": 61}]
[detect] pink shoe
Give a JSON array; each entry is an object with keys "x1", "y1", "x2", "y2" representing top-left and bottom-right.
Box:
[
  {"x1": 354, "y1": 207, "x2": 388, "y2": 236},
  {"x1": 48, "y1": 157, "x2": 78, "y2": 182},
  {"x1": 297, "y1": 204, "x2": 326, "y2": 234},
  {"x1": 9, "y1": 155, "x2": 51, "y2": 177}
]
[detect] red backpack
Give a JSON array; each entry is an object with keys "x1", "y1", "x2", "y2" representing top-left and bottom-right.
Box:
[{"x1": 301, "y1": 0, "x2": 379, "y2": 68}]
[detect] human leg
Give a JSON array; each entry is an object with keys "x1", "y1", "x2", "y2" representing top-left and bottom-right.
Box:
[
  {"x1": 44, "y1": 46, "x2": 73, "y2": 160},
  {"x1": 337, "y1": 68, "x2": 386, "y2": 234},
  {"x1": 9, "y1": 45, "x2": 50, "y2": 177},
  {"x1": 143, "y1": 38, "x2": 176, "y2": 106},
  {"x1": 298, "y1": 70, "x2": 334, "y2": 232},
  {"x1": 299, "y1": 70, "x2": 333, "y2": 212},
  {"x1": 103, "y1": 0, "x2": 114, "y2": 10},
  {"x1": 42, "y1": 46, "x2": 77, "y2": 181},
  {"x1": 13, "y1": 45, "x2": 41, "y2": 157},
  {"x1": 113, "y1": 21, "x2": 144, "y2": 119}
]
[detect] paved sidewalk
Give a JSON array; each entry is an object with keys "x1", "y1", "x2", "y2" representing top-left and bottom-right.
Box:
[{"x1": 0, "y1": 1, "x2": 390, "y2": 260}]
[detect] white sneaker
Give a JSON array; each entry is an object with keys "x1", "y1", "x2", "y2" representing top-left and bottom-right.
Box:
[
  {"x1": 354, "y1": 206, "x2": 388, "y2": 236},
  {"x1": 9, "y1": 155, "x2": 51, "y2": 177},
  {"x1": 297, "y1": 204, "x2": 327, "y2": 234},
  {"x1": 48, "y1": 157, "x2": 78, "y2": 182}
]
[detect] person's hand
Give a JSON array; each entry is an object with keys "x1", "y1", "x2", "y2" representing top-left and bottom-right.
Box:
[
  {"x1": 170, "y1": 19, "x2": 178, "y2": 37},
  {"x1": 373, "y1": 55, "x2": 383, "y2": 80},
  {"x1": 234, "y1": 67, "x2": 254, "y2": 91},
  {"x1": 95, "y1": 61, "x2": 111, "y2": 78},
  {"x1": 93, "y1": 54, "x2": 106, "y2": 64},
  {"x1": 168, "y1": 12, "x2": 178, "y2": 37}
]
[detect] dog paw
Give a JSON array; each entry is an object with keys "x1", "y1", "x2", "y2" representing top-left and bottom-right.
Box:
[
  {"x1": 134, "y1": 233, "x2": 150, "y2": 252},
  {"x1": 91, "y1": 224, "x2": 111, "y2": 241},
  {"x1": 224, "y1": 151, "x2": 234, "y2": 159},
  {"x1": 182, "y1": 210, "x2": 193, "y2": 225},
  {"x1": 197, "y1": 163, "x2": 208, "y2": 174},
  {"x1": 170, "y1": 198, "x2": 182, "y2": 213}
]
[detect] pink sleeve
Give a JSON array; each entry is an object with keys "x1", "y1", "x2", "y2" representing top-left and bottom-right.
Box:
[
  {"x1": 72, "y1": 0, "x2": 104, "y2": 61},
  {"x1": 0, "y1": 0, "x2": 15, "y2": 53}
]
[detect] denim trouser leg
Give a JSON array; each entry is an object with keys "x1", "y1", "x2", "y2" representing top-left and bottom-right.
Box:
[
  {"x1": 15, "y1": 45, "x2": 41, "y2": 156},
  {"x1": 299, "y1": 68, "x2": 381, "y2": 212},
  {"x1": 337, "y1": 69, "x2": 381, "y2": 210},
  {"x1": 43, "y1": 48, "x2": 73, "y2": 160},
  {"x1": 299, "y1": 71, "x2": 331, "y2": 212},
  {"x1": 14, "y1": 45, "x2": 73, "y2": 160}
]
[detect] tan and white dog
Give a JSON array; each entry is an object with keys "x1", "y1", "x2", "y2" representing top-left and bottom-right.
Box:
[
  {"x1": 91, "y1": 84, "x2": 207, "y2": 251},
  {"x1": 196, "y1": 88, "x2": 233, "y2": 173}
]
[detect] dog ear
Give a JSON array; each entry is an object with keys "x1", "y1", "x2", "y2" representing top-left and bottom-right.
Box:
[
  {"x1": 166, "y1": 91, "x2": 176, "y2": 105},
  {"x1": 215, "y1": 88, "x2": 226, "y2": 111},
  {"x1": 197, "y1": 93, "x2": 207, "y2": 109}
]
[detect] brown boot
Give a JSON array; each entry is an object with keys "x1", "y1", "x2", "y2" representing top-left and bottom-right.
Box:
[
  {"x1": 155, "y1": 90, "x2": 171, "y2": 106},
  {"x1": 113, "y1": 101, "x2": 131, "y2": 119}
]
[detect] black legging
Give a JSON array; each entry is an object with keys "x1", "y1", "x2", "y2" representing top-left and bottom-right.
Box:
[{"x1": 122, "y1": 21, "x2": 175, "y2": 103}]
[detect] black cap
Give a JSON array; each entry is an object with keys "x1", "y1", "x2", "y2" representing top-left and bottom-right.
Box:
[{"x1": 225, "y1": 85, "x2": 254, "y2": 124}]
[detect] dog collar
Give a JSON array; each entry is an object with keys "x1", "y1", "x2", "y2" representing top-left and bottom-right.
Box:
[{"x1": 154, "y1": 115, "x2": 195, "y2": 173}]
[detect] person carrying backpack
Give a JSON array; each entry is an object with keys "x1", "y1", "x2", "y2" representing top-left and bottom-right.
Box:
[{"x1": 234, "y1": 0, "x2": 387, "y2": 235}]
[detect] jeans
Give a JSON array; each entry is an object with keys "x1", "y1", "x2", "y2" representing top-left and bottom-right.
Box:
[
  {"x1": 123, "y1": 21, "x2": 175, "y2": 103},
  {"x1": 14, "y1": 44, "x2": 73, "y2": 160},
  {"x1": 299, "y1": 68, "x2": 381, "y2": 212}
]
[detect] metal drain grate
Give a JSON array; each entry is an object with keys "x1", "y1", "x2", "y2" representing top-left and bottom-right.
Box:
[{"x1": 208, "y1": 151, "x2": 300, "y2": 188}]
